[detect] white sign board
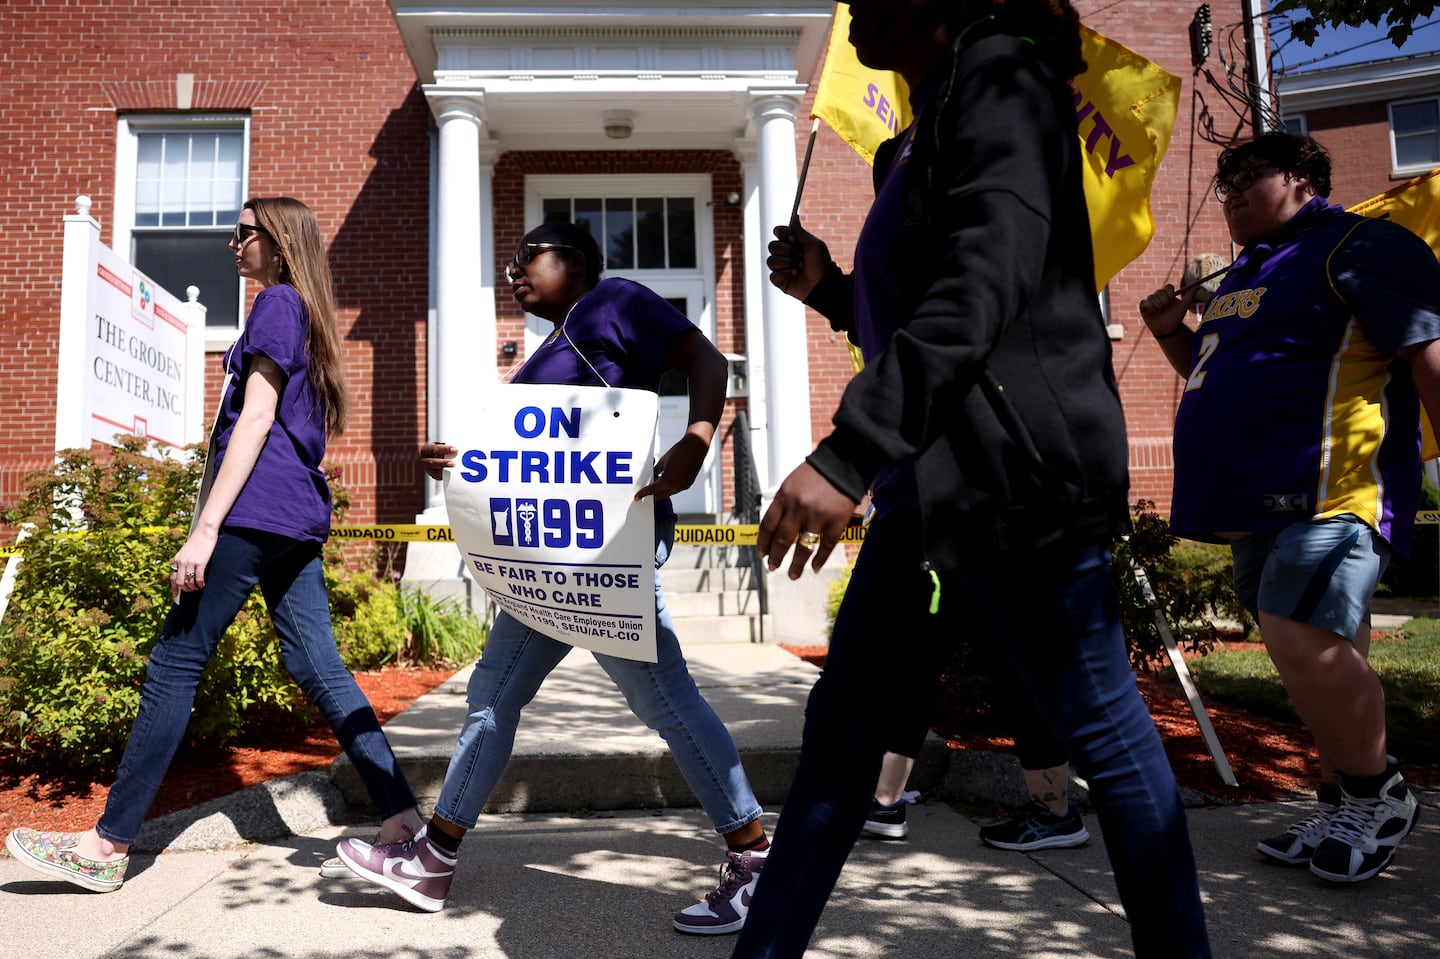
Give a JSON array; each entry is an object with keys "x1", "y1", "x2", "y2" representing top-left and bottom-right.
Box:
[
  {"x1": 85, "y1": 247, "x2": 192, "y2": 449},
  {"x1": 443, "y1": 384, "x2": 660, "y2": 662}
]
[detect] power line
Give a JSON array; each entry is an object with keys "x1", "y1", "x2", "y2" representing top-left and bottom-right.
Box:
[{"x1": 1273, "y1": 18, "x2": 1440, "y2": 76}]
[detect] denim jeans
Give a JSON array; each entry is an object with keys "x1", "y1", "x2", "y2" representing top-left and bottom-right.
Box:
[
  {"x1": 98, "y1": 528, "x2": 417, "y2": 846},
  {"x1": 732, "y1": 511, "x2": 1210, "y2": 959},
  {"x1": 434, "y1": 520, "x2": 763, "y2": 835}
]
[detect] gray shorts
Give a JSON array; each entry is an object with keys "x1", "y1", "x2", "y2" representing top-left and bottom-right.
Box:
[{"x1": 1230, "y1": 514, "x2": 1391, "y2": 641}]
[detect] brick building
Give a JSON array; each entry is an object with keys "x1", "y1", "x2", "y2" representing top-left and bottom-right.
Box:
[
  {"x1": 1, "y1": 0, "x2": 1291, "y2": 538},
  {"x1": 1277, "y1": 49, "x2": 1440, "y2": 207}
]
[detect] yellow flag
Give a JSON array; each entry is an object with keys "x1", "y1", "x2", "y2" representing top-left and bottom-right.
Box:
[
  {"x1": 1348, "y1": 170, "x2": 1440, "y2": 459},
  {"x1": 811, "y1": 6, "x2": 912, "y2": 165},
  {"x1": 1348, "y1": 167, "x2": 1440, "y2": 254},
  {"x1": 1074, "y1": 26, "x2": 1182, "y2": 291}
]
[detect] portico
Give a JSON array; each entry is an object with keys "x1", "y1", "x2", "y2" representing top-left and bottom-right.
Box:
[{"x1": 388, "y1": 1, "x2": 836, "y2": 539}]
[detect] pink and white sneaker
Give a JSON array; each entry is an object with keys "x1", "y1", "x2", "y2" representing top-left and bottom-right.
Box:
[
  {"x1": 673, "y1": 847, "x2": 767, "y2": 935},
  {"x1": 335, "y1": 825, "x2": 456, "y2": 912}
]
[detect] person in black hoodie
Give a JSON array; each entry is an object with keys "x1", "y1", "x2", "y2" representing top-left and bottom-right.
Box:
[{"x1": 731, "y1": 2, "x2": 1210, "y2": 957}]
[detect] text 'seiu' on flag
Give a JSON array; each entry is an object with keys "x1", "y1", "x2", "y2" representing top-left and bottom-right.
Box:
[
  {"x1": 810, "y1": 5, "x2": 912, "y2": 166},
  {"x1": 804, "y1": 10, "x2": 1180, "y2": 294}
]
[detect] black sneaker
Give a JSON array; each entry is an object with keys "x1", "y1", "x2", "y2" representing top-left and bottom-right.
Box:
[
  {"x1": 862, "y1": 797, "x2": 909, "y2": 839},
  {"x1": 979, "y1": 801, "x2": 1089, "y2": 851},
  {"x1": 1256, "y1": 783, "x2": 1340, "y2": 865},
  {"x1": 1309, "y1": 766, "x2": 1419, "y2": 884}
]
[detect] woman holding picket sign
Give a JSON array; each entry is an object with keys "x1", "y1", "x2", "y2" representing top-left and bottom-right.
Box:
[
  {"x1": 6, "y1": 197, "x2": 424, "y2": 892},
  {"x1": 335, "y1": 221, "x2": 771, "y2": 934}
]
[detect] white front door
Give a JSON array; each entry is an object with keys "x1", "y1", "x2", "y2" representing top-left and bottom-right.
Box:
[
  {"x1": 521, "y1": 175, "x2": 721, "y2": 517},
  {"x1": 645, "y1": 280, "x2": 718, "y2": 516}
]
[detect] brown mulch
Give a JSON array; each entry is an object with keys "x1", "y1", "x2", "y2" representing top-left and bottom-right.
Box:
[
  {"x1": 779, "y1": 640, "x2": 1440, "y2": 804},
  {"x1": 5, "y1": 641, "x2": 1438, "y2": 839},
  {"x1": 0, "y1": 666, "x2": 454, "y2": 838}
]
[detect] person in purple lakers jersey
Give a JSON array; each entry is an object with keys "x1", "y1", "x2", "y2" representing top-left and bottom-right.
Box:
[{"x1": 1141, "y1": 131, "x2": 1440, "y2": 884}]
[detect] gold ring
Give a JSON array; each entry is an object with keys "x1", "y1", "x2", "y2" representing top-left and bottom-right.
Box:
[{"x1": 797, "y1": 531, "x2": 822, "y2": 548}]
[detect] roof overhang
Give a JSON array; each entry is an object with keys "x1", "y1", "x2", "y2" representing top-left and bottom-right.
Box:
[
  {"x1": 1278, "y1": 50, "x2": 1440, "y2": 112},
  {"x1": 389, "y1": 2, "x2": 834, "y2": 149}
]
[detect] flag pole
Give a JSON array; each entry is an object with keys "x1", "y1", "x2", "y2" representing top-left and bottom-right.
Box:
[{"x1": 790, "y1": 118, "x2": 821, "y2": 224}]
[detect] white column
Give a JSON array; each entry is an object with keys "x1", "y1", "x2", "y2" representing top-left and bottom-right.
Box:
[
  {"x1": 55, "y1": 195, "x2": 99, "y2": 452},
  {"x1": 734, "y1": 138, "x2": 772, "y2": 490},
  {"x1": 430, "y1": 95, "x2": 492, "y2": 453},
  {"x1": 749, "y1": 90, "x2": 811, "y2": 492},
  {"x1": 408, "y1": 93, "x2": 493, "y2": 591}
]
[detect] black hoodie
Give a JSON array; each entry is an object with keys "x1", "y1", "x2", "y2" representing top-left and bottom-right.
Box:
[{"x1": 802, "y1": 21, "x2": 1132, "y2": 567}]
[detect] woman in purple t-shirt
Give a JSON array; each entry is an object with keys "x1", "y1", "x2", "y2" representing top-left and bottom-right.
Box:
[
  {"x1": 335, "y1": 222, "x2": 770, "y2": 933},
  {"x1": 7, "y1": 197, "x2": 423, "y2": 892}
]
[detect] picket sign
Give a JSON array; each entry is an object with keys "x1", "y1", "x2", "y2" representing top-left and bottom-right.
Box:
[{"x1": 442, "y1": 383, "x2": 660, "y2": 663}]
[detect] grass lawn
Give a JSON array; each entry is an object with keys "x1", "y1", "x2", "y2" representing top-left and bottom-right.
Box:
[{"x1": 1181, "y1": 617, "x2": 1440, "y2": 763}]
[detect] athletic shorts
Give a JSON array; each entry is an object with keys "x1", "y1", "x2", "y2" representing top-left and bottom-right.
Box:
[{"x1": 1229, "y1": 514, "x2": 1391, "y2": 641}]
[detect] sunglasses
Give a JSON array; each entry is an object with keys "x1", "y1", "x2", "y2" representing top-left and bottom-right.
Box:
[
  {"x1": 506, "y1": 242, "x2": 576, "y2": 281},
  {"x1": 1213, "y1": 164, "x2": 1278, "y2": 201},
  {"x1": 231, "y1": 222, "x2": 271, "y2": 244}
]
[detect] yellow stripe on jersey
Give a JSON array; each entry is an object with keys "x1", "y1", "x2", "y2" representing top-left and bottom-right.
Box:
[{"x1": 1314, "y1": 317, "x2": 1391, "y2": 533}]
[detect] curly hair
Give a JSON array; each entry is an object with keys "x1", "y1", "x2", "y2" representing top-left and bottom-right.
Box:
[{"x1": 1215, "y1": 132, "x2": 1333, "y2": 199}]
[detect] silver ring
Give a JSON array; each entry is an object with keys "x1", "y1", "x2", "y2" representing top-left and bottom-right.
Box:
[
  {"x1": 184, "y1": 571, "x2": 195, "y2": 579},
  {"x1": 796, "y1": 531, "x2": 822, "y2": 549},
  {"x1": 170, "y1": 563, "x2": 179, "y2": 572}
]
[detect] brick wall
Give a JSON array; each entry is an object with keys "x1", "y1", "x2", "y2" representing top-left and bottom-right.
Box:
[
  {"x1": 2, "y1": 0, "x2": 1373, "y2": 532},
  {"x1": 1304, "y1": 102, "x2": 1401, "y2": 206},
  {"x1": 0, "y1": 0, "x2": 431, "y2": 523}
]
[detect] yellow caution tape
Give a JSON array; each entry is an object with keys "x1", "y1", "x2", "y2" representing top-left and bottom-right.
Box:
[
  {"x1": 325, "y1": 523, "x2": 868, "y2": 547},
  {"x1": 0, "y1": 521, "x2": 869, "y2": 557}
]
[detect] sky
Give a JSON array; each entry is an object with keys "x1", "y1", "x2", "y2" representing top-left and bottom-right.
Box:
[{"x1": 1271, "y1": 14, "x2": 1440, "y2": 74}]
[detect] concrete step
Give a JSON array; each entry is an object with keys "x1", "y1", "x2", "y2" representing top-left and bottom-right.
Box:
[
  {"x1": 669, "y1": 613, "x2": 770, "y2": 644},
  {"x1": 663, "y1": 588, "x2": 764, "y2": 618},
  {"x1": 332, "y1": 643, "x2": 950, "y2": 815},
  {"x1": 659, "y1": 564, "x2": 757, "y2": 593}
]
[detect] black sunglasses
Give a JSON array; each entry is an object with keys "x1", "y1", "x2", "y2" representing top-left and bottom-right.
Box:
[
  {"x1": 506, "y1": 242, "x2": 575, "y2": 280},
  {"x1": 231, "y1": 222, "x2": 271, "y2": 244}
]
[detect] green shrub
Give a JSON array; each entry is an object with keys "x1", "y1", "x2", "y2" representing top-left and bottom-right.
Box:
[
  {"x1": 823, "y1": 560, "x2": 853, "y2": 634},
  {"x1": 0, "y1": 440, "x2": 419, "y2": 769},
  {"x1": 821, "y1": 500, "x2": 1249, "y2": 674},
  {"x1": 1113, "y1": 500, "x2": 1254, "y2": 672},
  {"x1": 396, "y1": 586, "x2": 486, "y2": 667}
]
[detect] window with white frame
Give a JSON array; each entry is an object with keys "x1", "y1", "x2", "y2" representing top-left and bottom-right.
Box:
[
  {"x1": 1390, "y1": 97, "x2": 1440, "y2": 174},
  {"x1": 1282, "y1": 112, "x2": 1308, "y2": 137},
  {"x1": 114, "y1": 116, "x2": 250, "y2": 337},
  {"x1": 540, "y1": 196, "x2": 697, "y2": 272}
]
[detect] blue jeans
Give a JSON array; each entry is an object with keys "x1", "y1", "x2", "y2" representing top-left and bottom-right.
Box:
[
  {"x1": 98, "y1": 528, "x2": 417, "y2": 846},
  {"x1": 434, "y1": 521, "x2": 763, "y2": 835},
  {"x1": 731, "y1": 511, "x2": 1210, "y2": 959}
]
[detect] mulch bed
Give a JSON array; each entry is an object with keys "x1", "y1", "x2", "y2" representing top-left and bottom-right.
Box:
[
  {"x1": 5, "y1": 644, "x2": 1437, "y2": 840},
  {"x1": 779, "y1": 641, "x2": 1440, "y2": 804}
]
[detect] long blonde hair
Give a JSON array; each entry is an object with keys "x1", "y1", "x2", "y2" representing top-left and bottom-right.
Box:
[{"x1": 246, "y1": 197, "x2": 349, "y2": 436}]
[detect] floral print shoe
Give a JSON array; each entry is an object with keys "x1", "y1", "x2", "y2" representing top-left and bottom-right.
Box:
[{"x1": 6, "y1": 828, "x2": 128, "y2": 892}]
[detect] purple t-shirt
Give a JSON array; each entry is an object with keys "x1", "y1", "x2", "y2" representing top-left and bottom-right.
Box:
[
  {"x1": 511, "y1": 276, "x2": 698, "y2": 521},
  {"x1": 511, "y1": 277, "x2": 693, "y2": 391},
  {"x1": 214, "y1": 284, "x2": 332, "y2": 542}
]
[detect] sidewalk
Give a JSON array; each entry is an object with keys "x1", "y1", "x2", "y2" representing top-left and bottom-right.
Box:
[{"x1": 3, "y1": 642, "x2": 1438, "y2": 958}]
